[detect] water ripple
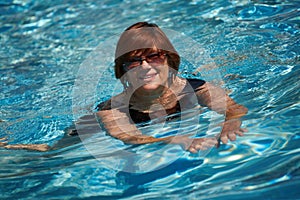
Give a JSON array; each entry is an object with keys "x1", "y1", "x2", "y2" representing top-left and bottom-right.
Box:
[{"x1": 0, "y1": 0, "x2": 299, "y2": 199}]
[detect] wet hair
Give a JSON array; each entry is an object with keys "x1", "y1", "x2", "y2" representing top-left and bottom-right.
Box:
[{"x1": 114, "y1": 22, "x2": 180, "y2": 79}]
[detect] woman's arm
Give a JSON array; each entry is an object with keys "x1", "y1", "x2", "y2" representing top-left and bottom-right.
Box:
[
  {"x1": 96, "y1": 109, "x2": 217, "y2": 153},
  {"x1": 195, "y1": 82, "x2": 248, "y2": 144},
  {"x1": 0, "y1": 115, "x2": 94, "y2": 152}
]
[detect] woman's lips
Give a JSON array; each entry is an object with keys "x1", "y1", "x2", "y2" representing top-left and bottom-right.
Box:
[{"x1": 140, "y1": 73, "x2": 157, "y2": 82}]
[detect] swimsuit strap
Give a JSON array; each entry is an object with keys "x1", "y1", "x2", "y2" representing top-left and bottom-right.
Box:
[{"x1": 186, "y1": 78, "x2": 206, "y2": 91}]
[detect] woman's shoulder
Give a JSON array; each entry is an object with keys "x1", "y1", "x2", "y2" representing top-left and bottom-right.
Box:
[
  {"x1": 96, "y1": 99, "x2": 111, "y2": 111},
  {"x1": 174, "y1": 77, "x2": 206, "y2": 91}
]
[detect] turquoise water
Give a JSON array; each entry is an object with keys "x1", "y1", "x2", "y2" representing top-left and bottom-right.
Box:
[{"x1": 1, "y1": 0, "x2": 299, "y2": 199}]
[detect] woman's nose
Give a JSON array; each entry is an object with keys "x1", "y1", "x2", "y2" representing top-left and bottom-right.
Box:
[{"x1": 140, "y1": 60, "x2": 152, "y2": 69}]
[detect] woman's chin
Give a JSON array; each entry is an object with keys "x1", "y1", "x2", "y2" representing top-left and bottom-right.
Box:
[{"x1": 140, "y1": 83, "x2": 161, "y2": 91}]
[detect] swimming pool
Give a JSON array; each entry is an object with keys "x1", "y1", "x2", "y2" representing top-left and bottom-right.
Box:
[{"x1": 0, "y1": 0, "x2": 299, "y2": 199}]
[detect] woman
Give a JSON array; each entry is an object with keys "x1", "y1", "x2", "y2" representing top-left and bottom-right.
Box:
[
  {"x1": 1, "y1": 22, "x2": 247, "y2": 153},
  {"x1": 96, "y1": 22, "x2": 248, "y2": 153}
]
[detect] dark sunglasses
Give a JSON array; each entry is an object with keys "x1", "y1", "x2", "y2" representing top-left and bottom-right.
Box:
[{"x1": 122, "y1": 52, "x2": 167, "y2": 72}]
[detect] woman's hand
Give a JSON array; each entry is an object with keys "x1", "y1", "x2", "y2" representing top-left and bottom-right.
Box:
[
  {"x1": 1, "y1": 143, "x2": 50, "y2": 151},
  {"x1": 220, "y1": 118, "x2": 247, "y2": 144},
  {"x1": 171, "y1": 135, "x2": 217, "y2": 153},
  {"x1": 7, "y1": 144, "x2": 51, "y2": 151}
]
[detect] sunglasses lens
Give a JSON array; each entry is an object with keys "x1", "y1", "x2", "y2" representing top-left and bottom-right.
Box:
[
  {"x1": 123, "y1": 53, "x2": 166, "y2": 71},
  {"x1": 123, "y1": 61, "x2": 140, "y2": 71}
]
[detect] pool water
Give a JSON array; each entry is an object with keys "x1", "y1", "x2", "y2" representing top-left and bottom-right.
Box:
[{"x1": 1, "y1": 0, "x2": 299, "y2": 199}]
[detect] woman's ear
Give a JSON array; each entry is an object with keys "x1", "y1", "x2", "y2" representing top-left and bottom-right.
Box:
[{"x1": 120, "y1": 74, "x2": 130, "y2": 89}]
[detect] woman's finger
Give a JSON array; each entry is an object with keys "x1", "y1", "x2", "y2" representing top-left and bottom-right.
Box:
[
  {"x1": 188, "y1": 147, "x2": 197, "y2": 153},
  {"x1": 240, "y1": 128, "x2": 248, "y2": 132},
  {"x1": 234, "y1": 130, "x2": 244, "y2": 136},
  {"x1": 228, "y1": 132, "x2": 236, "y2": 141},
  {"x1": 221, "y1": 135, "x2": 228, "y2": 144}
]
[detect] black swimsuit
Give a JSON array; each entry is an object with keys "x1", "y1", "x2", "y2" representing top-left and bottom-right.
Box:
[{"x1": 96, "y1": 78, "x2": 205, "y2": 124}]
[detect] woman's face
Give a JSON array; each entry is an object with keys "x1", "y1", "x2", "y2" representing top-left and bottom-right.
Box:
[{"x1": 124, "y1": 51, "x2": 169, "y2": 94}]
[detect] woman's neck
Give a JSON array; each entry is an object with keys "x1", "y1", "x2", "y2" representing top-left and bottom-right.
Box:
[
  {"x1": 131, "y1": 85, "x2": 168, "y2": 103},
  {"x1": 125, "y1": 76, "x2": 186, "y2": 112},
  {"x1": 128, "y1": 85, "x2": 179, "y2": 113}
]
